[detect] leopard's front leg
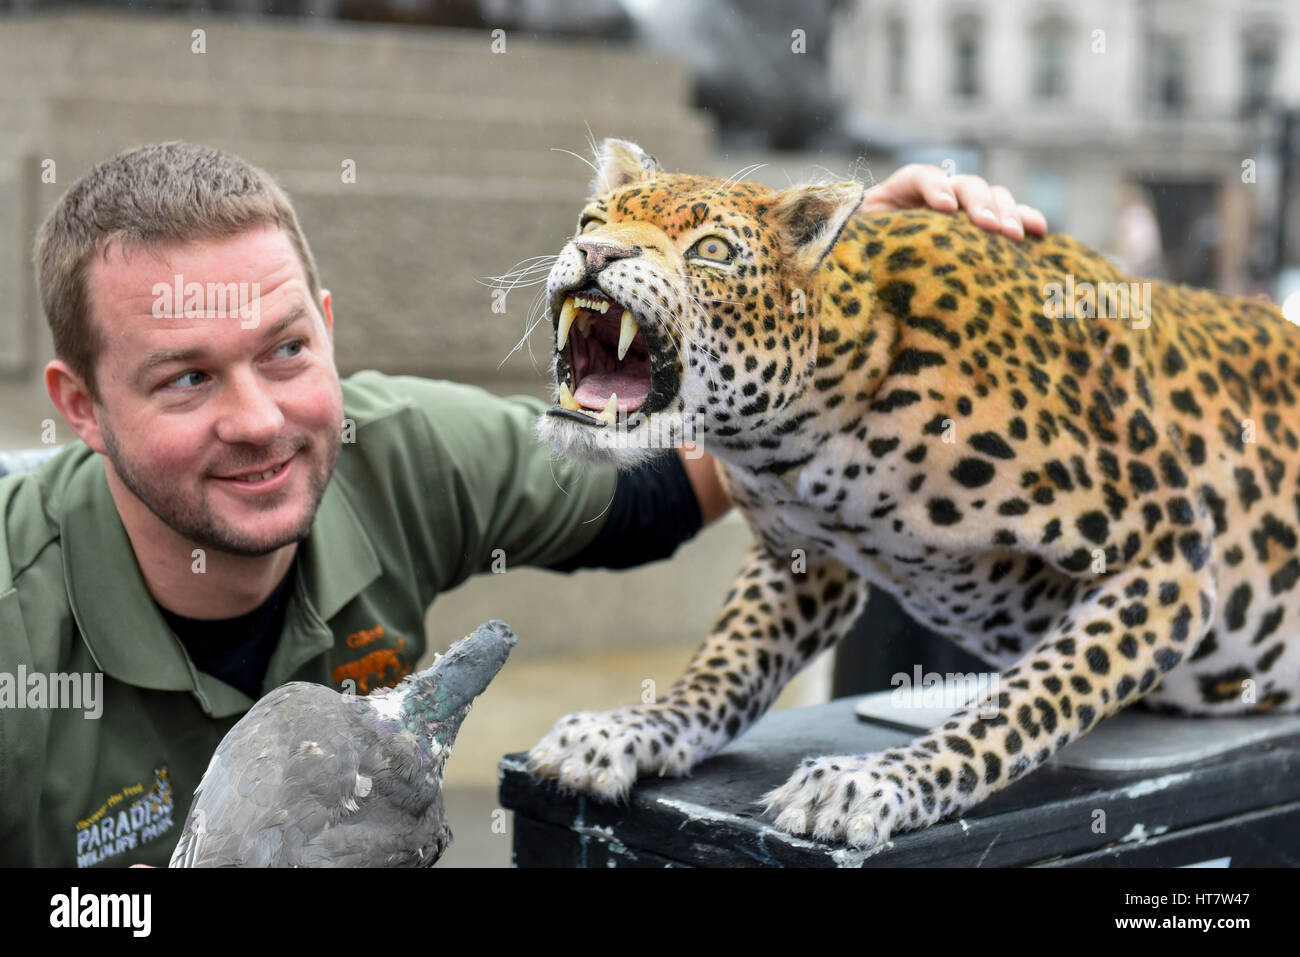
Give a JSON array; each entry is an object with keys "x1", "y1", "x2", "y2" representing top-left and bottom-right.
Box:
[
  {"x1": 526, "y1": 542, "x2": 867, "y2": 800},
  {"x1": 764, "y1": 549, "x2": 1217, "y2": 849}
]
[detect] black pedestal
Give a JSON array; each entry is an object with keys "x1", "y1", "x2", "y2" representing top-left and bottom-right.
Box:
[{"x1": 500, "y1": 696, "x2": 1300, "y2": 867}]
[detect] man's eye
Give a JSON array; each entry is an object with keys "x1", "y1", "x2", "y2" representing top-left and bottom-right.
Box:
[
  {"x1": 579, "y1": 217, "x2": 605, "y2": 234},
  {"x1": 274, "y1": 339, "x2": 305, "y2": 359},
  {"x1": 688, "y1": 236, "x2": 734, "y2": 263},
  {"x1": 167, "y1": 370, "x2": 206, "y2": 390}
]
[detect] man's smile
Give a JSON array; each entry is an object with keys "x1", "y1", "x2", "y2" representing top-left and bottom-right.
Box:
[{"x1": 212, "y1": 451, "x2": 297, "y2": 492}]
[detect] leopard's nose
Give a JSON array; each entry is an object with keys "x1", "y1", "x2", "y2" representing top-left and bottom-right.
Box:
[{"x1": 575, "y1": 240, "x2": 640, "y2": 281}]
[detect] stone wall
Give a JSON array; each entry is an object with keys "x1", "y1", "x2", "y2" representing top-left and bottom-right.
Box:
[
  {"x1": 0, "y1": 10, "x2": 712, "y2": 417},
  {"x1": 0, "y1": 12, "x2": 781, "y2": 673}
]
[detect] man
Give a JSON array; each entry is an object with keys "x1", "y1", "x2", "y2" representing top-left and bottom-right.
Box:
[{"x1": 0, "y1": 142, "x2": 1044, "y2": 866}]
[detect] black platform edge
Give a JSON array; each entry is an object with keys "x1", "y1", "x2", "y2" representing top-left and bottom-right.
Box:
[{"x1": 499, "y1": 734, "x2": 1300, "y2": 867}]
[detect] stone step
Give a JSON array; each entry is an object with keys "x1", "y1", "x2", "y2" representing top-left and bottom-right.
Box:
[
  {"x1": 0, "y1": 11, "x2": 692, "y2": 105},
  {"x1": 6, "y1": 75, "x2": 697, "y2": 128},
  {"x1": 0, "y1": 11, "x2": 716, "y2": 387},
  {"x1": 13, "y1": 88, "x2": 710, "y2": 157},
  {"x1": 5, "y1": 158, "x2": 604, "y2": 383},
  {"x1": 281, "y1": 181, "x2": 590, "y2": 381}
]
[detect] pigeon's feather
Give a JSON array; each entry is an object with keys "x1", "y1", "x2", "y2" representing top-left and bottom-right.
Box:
[{"x1": 170, "y1": 620, "x2": 516, "y2": 867}]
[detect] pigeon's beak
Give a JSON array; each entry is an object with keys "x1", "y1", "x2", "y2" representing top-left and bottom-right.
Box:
[{"x1": 418, "y1": 619, "x2": 518, "y2": 747}]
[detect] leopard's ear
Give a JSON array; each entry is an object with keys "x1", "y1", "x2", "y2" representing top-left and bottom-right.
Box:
[
  {"x1": 771, "y1": 182, "x2": 866, "y2": 274},
  {"x1": 590, "y1": 139, "x2": 661, "y2": 199}
]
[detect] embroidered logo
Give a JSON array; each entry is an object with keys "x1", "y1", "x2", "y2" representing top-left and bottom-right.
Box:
[
  {"x1": 346, "y1": 625, "x2": 386, "y2": 649},
  {"x1": 333, "y1": 633, "x2": 412, "y2": 693},
  {"x1": 75, "y1": 766, "x2": 174, "y2": 868}
]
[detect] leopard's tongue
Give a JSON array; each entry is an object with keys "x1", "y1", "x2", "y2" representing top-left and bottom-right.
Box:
[{"x1": 574, "y1": 362, "x2": 651, "y2": 412}]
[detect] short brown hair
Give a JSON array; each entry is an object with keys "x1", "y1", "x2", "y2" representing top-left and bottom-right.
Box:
[{"x1": 34, "y1": 141, "x2": 322, "y2": 403}]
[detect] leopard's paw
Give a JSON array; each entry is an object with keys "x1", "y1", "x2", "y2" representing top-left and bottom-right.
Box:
[
  {"x1": 525, "y1": 707, "x2": 699, "y2": 802},
  {"x1": 761, "y1": 754, "x2": 922, "y2": 849}
]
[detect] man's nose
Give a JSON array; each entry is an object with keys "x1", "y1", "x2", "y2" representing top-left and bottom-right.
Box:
[
  {"x1": 574, "y1": 240, "x2": 640, "y2": 282},
  {"x1": 216, "y1": 369, "x2": 284, "y2": 445}
]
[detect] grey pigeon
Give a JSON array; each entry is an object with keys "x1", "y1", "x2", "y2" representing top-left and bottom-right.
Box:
[{"x1": 169, "y1": 619, "x2": 517, "y2": 867}]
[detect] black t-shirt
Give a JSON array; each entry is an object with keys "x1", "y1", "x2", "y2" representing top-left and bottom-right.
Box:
[
  {"x1": 547, "y1": 451, "x2": 703, "y2": 572},
  {"x1": 157, "y1": 451, "x2": 702, "y2": 698},
  {"x1": 156, "y1": 554, "x2": 298, "y2": 700}
]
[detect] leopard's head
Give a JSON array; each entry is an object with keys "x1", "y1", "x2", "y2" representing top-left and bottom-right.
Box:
[{"x1": 537, "y1": 139, "x2": 864, "y2": 468}]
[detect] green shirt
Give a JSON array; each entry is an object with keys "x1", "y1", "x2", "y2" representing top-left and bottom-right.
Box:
[{"x1": 0, "y1": 370, "x2": 616, "y2": 866}]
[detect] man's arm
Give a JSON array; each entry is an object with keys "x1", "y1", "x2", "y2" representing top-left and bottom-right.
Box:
[
  {"x1": 546, "y1": 451, "x2": 702, "y2": 572},
  {"x1": 677, "y1": 448, "x2": 731, "y2": 526}
]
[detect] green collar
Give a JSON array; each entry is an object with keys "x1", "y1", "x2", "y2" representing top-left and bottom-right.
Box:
[{"x1": 61, "y1": 454, "x2": 382, "y2": 717}]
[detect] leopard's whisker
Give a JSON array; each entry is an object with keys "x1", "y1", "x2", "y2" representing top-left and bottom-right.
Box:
[
  {"x1": 623, "y1": 287, "x2": 723, "y2": 374},
  {"x1": 640, "y1": 293, "x2": 722, "y2": 365},
  {"x1": 523, "y1": 288, "x2": 552, "y2": 372},
  {"x1": 485, "y1": 253, "x2": 559, "y2": 275},
  {"x1": 480, "y1": 254, "x2": 561, "y2": 293},
  {"x1": 498, "y1": 288, "x2": 551, "y2": 371},
  {"x1": 481, "y1": 264, "x2": 558, "y2": 283},
  {"x1": 479, "y1": 274, "x2": 552, "y2": 292},
  {"x1": 552, "y1": 147, "x2": 601, "y2": 181},
  {"x1": 710, "y1": 162, "x2": 768, "y2": 201}
]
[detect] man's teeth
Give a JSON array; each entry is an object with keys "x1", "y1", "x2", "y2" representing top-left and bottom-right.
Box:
[
  {"x1": 617, "y1": 310, "x2": 636, "y2": 361},
  {"x1": 232, "y1": 463, "x2": 283, "y2": 482}
]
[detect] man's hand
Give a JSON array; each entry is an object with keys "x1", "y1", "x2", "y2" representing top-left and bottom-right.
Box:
[
  {"x1": 860, "y1": 165, "x2": 1047, "y2": 241},
  {"x1": 678, "y1": 447, "x2": 731, "y2": 526}
]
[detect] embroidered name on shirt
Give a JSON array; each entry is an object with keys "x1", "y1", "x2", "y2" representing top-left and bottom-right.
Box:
[{"x1": 75, "y1": 766, "x2": 174, "y2": 867}]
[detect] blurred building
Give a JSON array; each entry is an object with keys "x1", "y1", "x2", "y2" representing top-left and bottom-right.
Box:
[
  {"x1": 830, "y1": 0, "x2": 1300, "y2": 293},
  {"x1": 0, "y1": 8, "x2": 758, "y2": 693},
  {"x1": 0, "y1": 10, "x2": 711, "y2": 391}
]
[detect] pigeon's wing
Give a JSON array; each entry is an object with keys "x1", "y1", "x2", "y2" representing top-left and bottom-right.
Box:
[
  {"x1": 170, "y1": 683, "x2": 366, "y2": 867},
  {"x1": 299, "y1": 731, "x2": 452, "y2": 867}
]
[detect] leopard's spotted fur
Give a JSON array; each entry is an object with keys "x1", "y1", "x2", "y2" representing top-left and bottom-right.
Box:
[{"x1": 527, "y1": 140, "x2": 1300, "y2": 850}]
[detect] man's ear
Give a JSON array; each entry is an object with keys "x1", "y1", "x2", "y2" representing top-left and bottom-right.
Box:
[
  {"x1": 589, "y1": 139, "x2": 661, "y2": 199},
  {"x1": 44, "y1": 359, "x2": 105, "y2": 455},
  {"x1": 771, "y1": 182, "x2": 866, "y2": 274},
  {"x1": 319, "y1": 288, "x2": 333, "y2": 337}
]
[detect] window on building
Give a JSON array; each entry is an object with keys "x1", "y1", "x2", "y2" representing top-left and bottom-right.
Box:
[
  {"x1": 951, "y1": 16, "x2": 981, "y2": 99},
  {"x1": 887, "y1": 17, "x2": 906, "y2": 99},
  {"x1": 1022, "y1": 170, "x2": 1068, "y2": 233},
  {"x1": 1152, "y1": 38, "x2": 1187, "y2": 113},
  {"x1": 1032, "y1": 20, "x2": 1068, "y2": 100},
  {"x1": 1243, "y1": 36, "x2": 1277, "y2": 116}
]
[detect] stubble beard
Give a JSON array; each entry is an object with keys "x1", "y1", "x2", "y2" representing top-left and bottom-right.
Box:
[{"x1": 101, "y1": 418, "x2": 340, "y2": 558}]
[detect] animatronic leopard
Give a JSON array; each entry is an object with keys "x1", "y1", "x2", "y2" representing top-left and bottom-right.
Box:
[{"x1": 526, "y1": 139, "x2": 1300, "y2": 850}]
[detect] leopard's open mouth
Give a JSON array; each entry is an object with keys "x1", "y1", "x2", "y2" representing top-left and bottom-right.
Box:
[{"x1": 547, "y1": 286, "x2": 678, "y2": 427}]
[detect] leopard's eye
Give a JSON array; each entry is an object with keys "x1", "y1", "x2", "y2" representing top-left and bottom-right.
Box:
[
  {"x1": 579, "y1": 217, "x2": 605, "y2": 234},
  {"x1": 688, "y1": 235, "x2": 734, "y2": 264}
]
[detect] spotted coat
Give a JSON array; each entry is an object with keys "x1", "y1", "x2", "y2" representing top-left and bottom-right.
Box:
[{"x1": 527, "y1": 139, "x2": 1299, "y2": 850}]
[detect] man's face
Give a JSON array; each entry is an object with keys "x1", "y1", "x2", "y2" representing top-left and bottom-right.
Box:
[{"x1": 86, "y1": 224, "x2": 343, "y2": 558}]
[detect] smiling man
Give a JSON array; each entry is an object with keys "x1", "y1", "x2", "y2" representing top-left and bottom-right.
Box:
[
  {"x1": 87, "y1": 228, "x2": 339, "y2": 611},
  {"x1": 0, "y1": 142, "x2": 1042, "y2": 866}
]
